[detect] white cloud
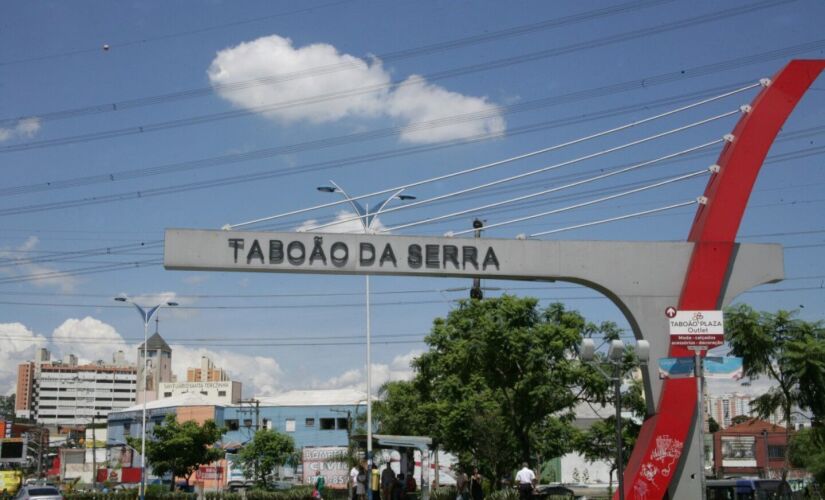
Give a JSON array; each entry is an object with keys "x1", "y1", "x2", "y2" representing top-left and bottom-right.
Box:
[
  {"x1": 0, "y1": 323, "x2": 49, "y2": 394},
  {"x1": 207, "y1": 35, "x2": 505, "y2": 144},
  {"x1": 52, "y1": 317, "x2": 128, "y2": 364},
  {"x1": 296, "y1": 209, "x2": 385, "y2": 234},
  {"x1": 314, "y1": 349, "x2": 420, "y2": 392},
  {"x1": 0, "y1": 236, "x2": 78, "y2": 292},
  {"x1": 388, "y1": 75, "x2": 505, "y2": 144},
  {"x1": 0, "y1": 117, "x2": 41, "y2": 143},
  {"x1": 208, "y1": 35, "x2": 390, "y2": 124},
  {"x1": 170, "y1": 345, "x2": 284, "y2": 397}
]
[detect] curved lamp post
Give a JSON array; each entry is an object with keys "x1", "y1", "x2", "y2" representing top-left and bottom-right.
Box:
[
  {"x1": 316, "y1": 182, "x2": 415, "y2": 499},
  {"x1": 114, "y1": 295, "x2": 177, "y2": 500},
  {"x1": 579, "y1": 338, "x2": 650, "y2": 500}
]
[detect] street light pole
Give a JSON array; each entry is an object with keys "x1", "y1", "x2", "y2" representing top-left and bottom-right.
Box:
[
  {"x1": 316, "y1": 182, "x2": 416, "y2": 500},
  {"x1": 579, "y1": 338, "x2": 649, "y2": 500},
  {"x1": 114, "y1": 296, "x2": 177, "y2": 500}
]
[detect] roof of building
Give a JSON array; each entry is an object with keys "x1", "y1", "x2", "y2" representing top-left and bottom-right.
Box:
[
  {"x1": 139, "y1": 332, "x2": 171, "y2": 352},
  {"x1": 721, "y1": 418, "x2": 787, "y2": 434},
  {"x1": 256, "y1": 388, "x2": 369, "y2": 407},
  {"x1": 114, "y1": 393, "x2": 228, "y2": 414}
]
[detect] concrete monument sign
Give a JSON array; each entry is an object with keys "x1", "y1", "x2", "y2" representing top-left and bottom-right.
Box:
[{"x1": 163, "y1": 60, "x2": 825, "y2": 498}]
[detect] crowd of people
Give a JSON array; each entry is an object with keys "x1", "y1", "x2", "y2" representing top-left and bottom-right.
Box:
[
  {"x1": 327, "y1": 460, "x2": 538, "y2": 500},
  {"x1": 344, "y1": 461, "x2": 417, "y2": 500}
]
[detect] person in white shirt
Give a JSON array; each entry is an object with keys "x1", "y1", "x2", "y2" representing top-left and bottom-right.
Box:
[
  {"x1": 350, "y1": 465, "x2": 360, "y2": 500},
  {"x1": 514, "y1": 463, "x2": 535, "y2": 500}
]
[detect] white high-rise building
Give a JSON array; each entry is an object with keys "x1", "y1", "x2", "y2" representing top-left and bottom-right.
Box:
[{"x1": 20, "y1": 350, "x2": 138, "y2": 426}]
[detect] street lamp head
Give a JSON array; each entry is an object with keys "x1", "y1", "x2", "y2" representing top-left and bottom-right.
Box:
[
  {"x1": 635, "y1": 340, "x2": 650, "y2": 363},
  {"x1": 397, "y1": 194, "x2": 416, "y2": 201},
  {"x1": 317, "y1": 186, "x2": 338, "y2": 193},
  {"x1": 166, "y1": 301, "x2": 179, "y2": 307},
  {"x1": 579, "y1": 338, "x2": 596, "y2": 362},
  {"x1": 608, "y1": 339, "x2": 626, "y2": 361},
  {"x1": 114, "y1": 296, "x2": 128, "y2": 302}
]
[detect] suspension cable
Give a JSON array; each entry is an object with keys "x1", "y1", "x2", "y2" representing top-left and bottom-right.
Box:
[
  {"x1": 305, "y1": 109, "x2": 738, "y2": 232},
  {"x1": 382, "y1": 139, "x2": 722, "y2": 233},
  {"x1": 225, "y1": 83, "x2": 758, "y2": 230}
]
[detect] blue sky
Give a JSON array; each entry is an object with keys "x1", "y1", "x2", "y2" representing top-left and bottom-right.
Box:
[{"x1": 1, "y1": 0, "x2": 824, "y2": 398}]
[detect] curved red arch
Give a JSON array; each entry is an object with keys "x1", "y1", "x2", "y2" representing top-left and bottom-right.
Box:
[{"x1": 621, "y1": 60, "x2": 825, "y2": 499}]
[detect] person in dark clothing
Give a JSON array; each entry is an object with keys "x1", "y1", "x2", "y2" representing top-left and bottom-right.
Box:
[{"x1": 470, "y1": 468, "x2": 483, "y2": 500}]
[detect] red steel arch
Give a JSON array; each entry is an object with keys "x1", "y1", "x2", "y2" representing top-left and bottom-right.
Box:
[{"x1": 622, "y1": 59, "x2": 825, "y2": 499}]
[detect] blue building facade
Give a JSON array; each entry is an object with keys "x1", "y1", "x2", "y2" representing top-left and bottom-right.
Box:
[{"x1": 106, "y1": 389, "x2": 365, "y2": 451}]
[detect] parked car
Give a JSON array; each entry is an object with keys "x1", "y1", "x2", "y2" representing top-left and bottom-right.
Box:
[{"x1": 13, "y1": 485, "x2": 62, "y2": 500}]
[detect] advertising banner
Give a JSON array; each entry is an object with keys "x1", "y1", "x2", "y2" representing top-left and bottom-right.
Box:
[
  {"x1": 721, "y1": 436, "x2": 757, "y2": 467},
  {"x1": 302, "y1": 447, "x2": 349, "y2": 489}
]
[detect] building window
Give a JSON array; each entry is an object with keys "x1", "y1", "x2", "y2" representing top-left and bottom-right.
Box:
[
  {"x1": 337, "y1": 418, "x2": 348, "y2": 430},
  {"x1": 305, "y1": 418, "x2": 315, "y2": 428},
  {"x1": 218, "y1": 391, "x2": 226, "y2": 397},
  {"x1": 285, "y1": 419, "x2": 296, "y2": 432},
  {"x1": 320, "y1": 418, "x2": 335, "y2": 430},
  {"x1": 225, "y1": 419, "x2": 239, "y2": 431},
  {"x1": 123, "y1": 423, "x2": 131, "y2": 436},
  {"x1": 163, "y1": 392, "x2": 172, "y2": 397},
  {"x1": 768, "y1": 445, "x2": 785, "y2": 459},
  {"x1": 243, "y1": 419, "x2": 253, "y2": 428}
]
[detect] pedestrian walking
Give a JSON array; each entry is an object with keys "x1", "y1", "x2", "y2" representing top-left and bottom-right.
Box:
[
  {"x1": 515, "y1": 463, "x2": 535, "y2": 500},
  {"x1": 470, "y1": 468, "x2": 483, "y2": 500}
]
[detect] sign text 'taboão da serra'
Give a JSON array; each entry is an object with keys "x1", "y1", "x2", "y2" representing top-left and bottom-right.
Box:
[{"x1": 227, "y1": 236, "x2": 501, "y2": 271}]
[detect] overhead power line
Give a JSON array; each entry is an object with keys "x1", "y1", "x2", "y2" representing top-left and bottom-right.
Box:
[
  {"x1": 241, "y1": 92, "x2": 752, "y2": 230},
  {"x1": 0, "y1": 0, "x2": 795, "y2": 153},
  {"x1": 0, "y1": 80, "x2": 753, "y2": 198},
  {"x1": 0, "y1": 0, "x2": 672, "y2": 117},
  {"x1": 0, "y1": 0, "x2": 353, "y2": 67},
  {"x1": 325, "y1": 111, "x2": 736, "y2": 233}
]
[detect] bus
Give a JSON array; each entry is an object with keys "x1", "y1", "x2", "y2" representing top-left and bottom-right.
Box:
[{"x1": 706, "y1": 478, "x2": 793, "y2": 499}]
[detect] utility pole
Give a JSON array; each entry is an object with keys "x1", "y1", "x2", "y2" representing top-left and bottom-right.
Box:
[{"x1": 470, "y1": 219, "x2": 484, "y2": 299}]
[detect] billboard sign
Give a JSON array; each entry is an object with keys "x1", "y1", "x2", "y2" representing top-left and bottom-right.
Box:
[
  {"x1": 721, "y1": 436, "x2": 756, "y2": 467},
  {"x1": 302, "y1": 447, "x2": 349, "y2": 489},
  {"x1": 668, "y1": 310, "x2": 724, "y2": 348}
]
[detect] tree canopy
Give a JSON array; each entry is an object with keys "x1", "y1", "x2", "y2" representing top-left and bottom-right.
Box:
[
  {"x1": 725, "y1": 304, "x2": 825, "y2": 479},
  {"x1": 377, "y1": 296, "x2": 615, "y2": 484},
  {"x1": 236, "y1": 428, "x2": 296, "y2": 488},
  {"x1": 127, "y1": 414, "x2": 224, "y2": 490}
]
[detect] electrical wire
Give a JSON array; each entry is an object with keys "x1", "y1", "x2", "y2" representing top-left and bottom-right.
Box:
[
  {"x1": 529, "y1": 200, "x2": 699, "y2": 237},
  {"x1": 442, "y1": 169, "x2": 708, "y2": 237},
  {"x1": 0, "y1": 81, "x2": 751, "y2": 198},
  {"x1": 381, "y1": 139, "x2": 722, "y2": 233},
  {"x1": 0, "y1": 0, "x2": 776, "y2": 130},
  {"x1": 0, "y1": 0, "x2": 353, "y2": 67},
  {"x1": 270, "y1": 101, "x2": 747, "y2": 231},
  {"x1": 0, "y1": 0, "x2": 673, "y2": 114},
  {"x1": 0, "y1": 0, "x2": 795, "y2": 154}
]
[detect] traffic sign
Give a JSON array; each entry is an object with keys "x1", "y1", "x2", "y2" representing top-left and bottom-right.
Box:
[
  {"x1": 668, "y1": 310, "x2": 724, "y2": 348},
  {"x1": 665, "y1": 306, "x2": 677, "y2": 318}
]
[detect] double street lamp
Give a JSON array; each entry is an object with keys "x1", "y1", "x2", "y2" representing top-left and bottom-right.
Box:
[
  {"x1": 579, "y1": 338, "x2": 650, "y2": 500},
  {"x1": 316, "y1": 181, "x2": 415, "y2": 497},
  {"x1": 114, "y1": 295, "x2": 177, "y2": 500}
]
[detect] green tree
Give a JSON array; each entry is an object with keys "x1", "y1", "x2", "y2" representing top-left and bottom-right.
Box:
[
  {"x1": 127, "y1": 414, "x2": 225, "y2": 490},
  {"x1": 0, "y1": 394, "x2": 14, "y2": 421},
  {"x1": 707, "y1": 416, "x2": 720, "y2": 434},
  {"x1": 730, "y1": 415, "x2": 751, "y2": 426},
  {"x1": 573, "y1": 379, "x2": 646, "y2": 496},
  {"x1": 789, "y1": 427, "x2": 825, "y2": 487},
  {"x1": 236, "y1": 428, "x2": 296, "y2": 488},
  {"x1": 725, "y1": 304, "x2": 825, "y2": 480},
  {"x1": 406, "y1": 297, "x2": 611, "y2": 485}
]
